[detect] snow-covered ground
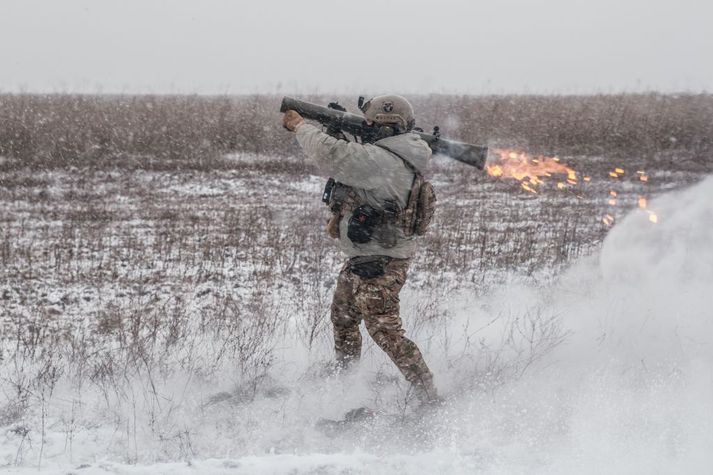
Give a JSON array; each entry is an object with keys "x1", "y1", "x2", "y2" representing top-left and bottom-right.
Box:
[{"x1": 1, "y1": 155, "x2": 711, "y2": 474}]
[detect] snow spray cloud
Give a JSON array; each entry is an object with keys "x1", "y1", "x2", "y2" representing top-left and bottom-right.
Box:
[
  {"x1": 556, "y1": 174, "x2": 713, "y2": 368},
  {"x1": 467, "y1": 174, "x2": 713, "y2": 473}
]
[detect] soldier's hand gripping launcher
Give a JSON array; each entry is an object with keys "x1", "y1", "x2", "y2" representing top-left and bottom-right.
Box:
[{"x1": 280, "y1": 96, "x2": 488, "y2": 169}]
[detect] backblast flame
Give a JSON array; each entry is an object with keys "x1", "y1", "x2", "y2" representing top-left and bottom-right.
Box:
[
  {"x1": 485, "y1": 149, "x2": 659, "y2": 227},
  {"x1": 485, "y1": 149, "x2": 577, "y2": 192}
]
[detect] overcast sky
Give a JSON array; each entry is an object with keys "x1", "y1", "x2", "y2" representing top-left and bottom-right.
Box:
[{"x1": 0, "y1": 0, "x2": 711, "y2": 95}]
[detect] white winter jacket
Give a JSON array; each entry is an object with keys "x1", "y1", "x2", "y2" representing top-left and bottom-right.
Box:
[{"x1": 295, "y1": 123, "x2": 432, "y2": 259}]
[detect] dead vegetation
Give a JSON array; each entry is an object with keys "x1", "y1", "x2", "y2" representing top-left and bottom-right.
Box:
[{"x1": 1, "y1": 93, "x2": 712, "y2": 170}]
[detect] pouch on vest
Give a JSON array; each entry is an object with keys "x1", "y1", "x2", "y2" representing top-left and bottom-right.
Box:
[
  {"x1": 326, "y1": 214, "x2": 340, "y2": 239},
  {"x1": 323, "y1": 179, "x2": 354, "y2": 239},
  {"x1": 413, "y1": 180, "x2": 436, "y2": 235},
  {"x1": 347, "y1": 204, "x2": 400, "y2": 248},
  {"x1": 402, "y1": 175, "x2": 436, "y2": 236},
  {"x1": 347, "y1": 205, "x2": 381, "y2": 244}
]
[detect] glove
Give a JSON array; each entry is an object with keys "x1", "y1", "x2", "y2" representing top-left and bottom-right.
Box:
[{"x1": 283, "y1": 110, "x2": 305, "y2": 131}]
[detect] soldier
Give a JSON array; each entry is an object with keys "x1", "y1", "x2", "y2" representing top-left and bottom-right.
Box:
[{"x1": 282, "y1": 95, "x2": 438, "y2": 405}]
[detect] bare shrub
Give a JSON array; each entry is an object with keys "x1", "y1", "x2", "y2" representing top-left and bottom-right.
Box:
[{"x1": 1, "y1": 93, "x2": 712, "y2": 171}]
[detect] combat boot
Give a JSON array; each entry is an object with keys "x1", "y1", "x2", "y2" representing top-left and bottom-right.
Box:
[{"x1": 411, "y1": 377, "x2": 443, "y2": 410}]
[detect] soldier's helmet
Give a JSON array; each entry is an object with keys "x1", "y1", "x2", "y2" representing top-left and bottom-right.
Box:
[{"x1": 359, "y1": 95, "x2": 415, "y2": 132}]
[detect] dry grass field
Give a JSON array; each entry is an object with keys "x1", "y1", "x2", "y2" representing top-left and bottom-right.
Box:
[{"x1": 2, "y1": 93, "x2": 712, "y2": 168}]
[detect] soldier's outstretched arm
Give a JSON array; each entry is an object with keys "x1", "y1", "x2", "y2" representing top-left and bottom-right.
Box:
[{"x1": 294, "y1": 123, "x2": 395, "y2": 190}]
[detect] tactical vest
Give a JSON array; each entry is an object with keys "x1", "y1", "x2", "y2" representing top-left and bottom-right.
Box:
[{"x1": 323, "y1": 146, "x2": 436, "y2": 247}]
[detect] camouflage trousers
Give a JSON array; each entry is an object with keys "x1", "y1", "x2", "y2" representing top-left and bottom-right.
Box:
[{"x1": 330, "y1": 257, "x2": 438, "y2": 402}]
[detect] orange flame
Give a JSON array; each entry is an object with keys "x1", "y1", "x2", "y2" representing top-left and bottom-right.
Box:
[
  {"x1": 485, "y1": 149, "x2": 577, "y2": 193},
  {"x1": 637, "y1": 192, "x2": 659, "y2": 223},
  {"x1": 485, "y1": 150, "x2": 659, "y2": 227}
]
